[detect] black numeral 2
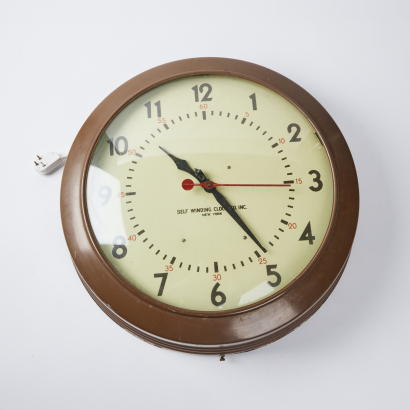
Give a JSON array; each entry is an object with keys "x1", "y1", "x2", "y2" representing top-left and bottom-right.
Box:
[{"x1": 288, "y1": 123, "x2": 301, "y2": 142}]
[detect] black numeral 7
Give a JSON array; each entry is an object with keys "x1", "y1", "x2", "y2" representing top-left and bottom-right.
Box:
[{"x1": 154, "y1": 272, "x2": 168, "y2": 296}]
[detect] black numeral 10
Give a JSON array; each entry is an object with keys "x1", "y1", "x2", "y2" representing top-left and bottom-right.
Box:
[
  {"x1": 107, "y1": 136, "x2": 128, "y2": 156},
  {"x1": 145, "y1": 100, "x2": 162, "y2": 118}
]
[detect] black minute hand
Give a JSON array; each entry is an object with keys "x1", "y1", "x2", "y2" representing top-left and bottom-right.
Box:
[
  {"x1": 159, "y1": 146, "x2": 267, "y2": 254},
  {"x1": 195, "y1": 169, "x2": 267, "y2": 254}
]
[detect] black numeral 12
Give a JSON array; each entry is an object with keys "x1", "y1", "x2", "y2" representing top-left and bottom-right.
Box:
[{"x1": 192, "y1": 83, "x2": 213, "y2": 102}]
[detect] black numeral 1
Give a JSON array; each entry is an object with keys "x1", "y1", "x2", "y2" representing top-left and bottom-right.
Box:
[
  {"x1": 249, "y1": 93, "x2": 257, "y2": 110},
  {"x1": 145, "y1": 100, "x2": 162, "y2": 118}
]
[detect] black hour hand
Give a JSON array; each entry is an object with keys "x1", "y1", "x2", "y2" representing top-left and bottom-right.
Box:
[{"x1": 159, "y1": 146, "x2": 198, "y2": 180}]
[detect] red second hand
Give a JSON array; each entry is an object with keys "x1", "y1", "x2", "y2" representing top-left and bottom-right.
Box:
[{"x1": 182, "y1": 179, "x2": 291, "y2": 191}]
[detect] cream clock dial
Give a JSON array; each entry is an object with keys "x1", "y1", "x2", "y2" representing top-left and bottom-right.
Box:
[{"x1": 86, "y1": 75, "x2": 333, "y2": 312}]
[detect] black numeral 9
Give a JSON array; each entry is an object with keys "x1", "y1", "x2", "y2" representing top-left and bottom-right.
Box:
[{"x1": 98, "y1": 186, "x2": 112, "y2": 206}]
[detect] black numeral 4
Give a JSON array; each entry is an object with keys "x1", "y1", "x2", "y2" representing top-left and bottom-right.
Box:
[
  {"x1": 299, "y1": 222, "x2": 315, "y2": 244},
  {"x1": 249, "y1": 93, "x2": 257, "y2": 110}
]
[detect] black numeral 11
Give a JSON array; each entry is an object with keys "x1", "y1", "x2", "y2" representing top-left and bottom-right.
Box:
[{"x1": 145, "y1": 100, "x2": 162, "y2": 118}]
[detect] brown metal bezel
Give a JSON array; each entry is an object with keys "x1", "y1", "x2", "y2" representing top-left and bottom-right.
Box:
[{"x1": 60, "y1": 57, "x2": 359, "y2": 354}]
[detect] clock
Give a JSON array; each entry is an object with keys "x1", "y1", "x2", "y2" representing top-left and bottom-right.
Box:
[{"x1": 61, "y1": 57, "x2": 359, "y2": 355}]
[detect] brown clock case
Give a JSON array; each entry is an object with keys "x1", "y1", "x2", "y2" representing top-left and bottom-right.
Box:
[{"x1": 61, "y1": 57, "x2": 359, "y2": 355}]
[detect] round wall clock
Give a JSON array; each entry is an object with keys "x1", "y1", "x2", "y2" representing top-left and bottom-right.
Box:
[{"x1": 61, "y1": 57, "x2": 359, "y2": 355}]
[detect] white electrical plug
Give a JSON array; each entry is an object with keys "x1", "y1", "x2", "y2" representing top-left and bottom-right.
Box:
[{"x1": 33, "y1": 152, "x2": 67, "y2": 175}]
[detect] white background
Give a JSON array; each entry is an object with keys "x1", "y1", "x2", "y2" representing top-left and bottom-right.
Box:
[{"x1": 1, "y1": 1, "x2": 409, "y2": 409}]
